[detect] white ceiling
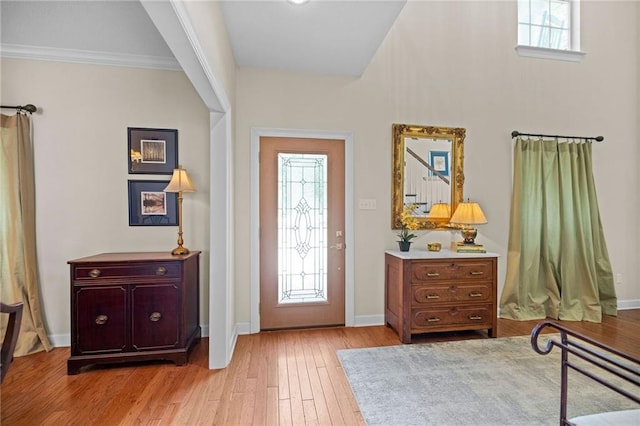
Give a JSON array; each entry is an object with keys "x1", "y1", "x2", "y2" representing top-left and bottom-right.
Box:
[
  {"x1": 220, "y1": 0, "x2": 406, "y2": 76},
  {"x1": 1, "y1": 0, "x2": 406, "y2": 76}
]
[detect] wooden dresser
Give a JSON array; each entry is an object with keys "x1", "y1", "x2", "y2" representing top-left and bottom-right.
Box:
[
  {"x1": 67, "y1": 251, "x2": 201, "y2": 374},
  {"x1": 385, "y1": 249, "x2": 498, "y2": 343}
]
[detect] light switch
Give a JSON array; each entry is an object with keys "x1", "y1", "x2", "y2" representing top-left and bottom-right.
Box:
[{"x1": 359, "y1": 199, "x2": 377, "y2": 210}]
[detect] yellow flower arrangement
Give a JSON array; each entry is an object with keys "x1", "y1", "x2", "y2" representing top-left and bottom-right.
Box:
[{"x1": 398, "y1": 204, "x2": 420, "y2": 242}]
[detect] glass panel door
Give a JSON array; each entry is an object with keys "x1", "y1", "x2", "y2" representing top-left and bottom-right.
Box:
[
  {"x1": 278, "y1": 153, "x2": 328, "y2": 304},
  {"x1": 259, "y1": 136, "x2": 345, "y2": 330}
]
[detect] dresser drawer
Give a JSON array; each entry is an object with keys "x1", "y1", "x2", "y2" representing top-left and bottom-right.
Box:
[
  {"x1": 412, "y1": 283, "x2": 492, "y2": 306},
  {"x1": 411, "y1": 305, "x2": 494, "y2": 329},
  {"x1": 73, "y1": 262, "x2": 181, "y2": 281},
  {"x1": 411, "y1": 260, "x2": 493, "y2": 282}
]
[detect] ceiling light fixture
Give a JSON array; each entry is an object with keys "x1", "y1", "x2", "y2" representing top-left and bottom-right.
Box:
[{"x1": 287, "y1": 0, "x2": 310, "y2": 5}]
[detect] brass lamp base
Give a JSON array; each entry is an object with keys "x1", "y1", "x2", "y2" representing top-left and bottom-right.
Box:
[
  {"x1": 460, "y1": 227, "x2": 478, "y2": 245},
  {"x1": 171, "y1": 245, "x2": 190, "y2": 256}
]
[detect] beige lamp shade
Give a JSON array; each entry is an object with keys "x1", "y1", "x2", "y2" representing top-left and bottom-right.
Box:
[
  {"x1": 163, "y1": 165, "x2": 195, "y2": 255},
  {"x1": 450, "y1": 202, "x2": 487, "y2": 225},
  {"x1": 428, "y1": 203, "x2": 451, "y2": 219},
  {"x1": 164, "y1": 165, "x2": 196, "y2": 193}
]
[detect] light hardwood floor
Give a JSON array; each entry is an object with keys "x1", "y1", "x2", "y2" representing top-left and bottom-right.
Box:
[{"x1": 2, "y1": 311, "x2": 639, "y2": 425}]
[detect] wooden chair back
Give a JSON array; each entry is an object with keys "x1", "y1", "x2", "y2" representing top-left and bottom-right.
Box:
[{"x1": 1, "y1": 302, "x2": 24, "y2": 383}]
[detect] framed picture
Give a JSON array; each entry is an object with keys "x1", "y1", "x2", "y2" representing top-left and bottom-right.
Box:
[
  {"x1": 429, "y1": 151, "x2": 450, "y2": 177},
  {"x1": 128, "y1": 127, "x2": 178, "y2": 174},
  {"x1": 128, "y1": 180, "x2": 178, "y2": 226}
]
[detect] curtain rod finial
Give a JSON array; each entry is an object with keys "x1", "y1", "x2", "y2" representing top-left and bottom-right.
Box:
[{"x1": 511, "y1": 131, "x2": 520, "y2": 138}]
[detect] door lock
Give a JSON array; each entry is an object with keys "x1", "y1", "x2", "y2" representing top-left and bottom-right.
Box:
[{"x1": 330, "y1": 243, "x2": 344, "y2": 250}]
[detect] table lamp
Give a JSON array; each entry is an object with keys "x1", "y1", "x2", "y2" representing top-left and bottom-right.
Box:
[
  {"x1": 449, "y1": 200, "x2": 487, "y2": 245},
  {"x1": 427, "y1": 202, "x2": 451, "y2": 219},
  {"x1": 164, "y1": 165, "x2": 196, "y2": 255}
]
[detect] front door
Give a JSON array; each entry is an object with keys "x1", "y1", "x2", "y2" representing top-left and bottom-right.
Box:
[{"x1": 259, "y1": 136, "x2": 345, "y2": 330}]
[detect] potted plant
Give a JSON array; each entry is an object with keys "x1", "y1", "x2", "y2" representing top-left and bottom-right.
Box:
[{"x1": 397, "y1": 204, "x2": 419, "y2": 251}]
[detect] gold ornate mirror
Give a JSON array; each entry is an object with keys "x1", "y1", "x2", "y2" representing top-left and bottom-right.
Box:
[{"x1": 392, "y1": 124, "x2": 465, "y2": 230}]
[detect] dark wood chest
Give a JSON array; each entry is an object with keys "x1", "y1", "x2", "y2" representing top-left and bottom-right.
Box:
[{"x1": 67, "y1": 251, "x2": 200, "y2": 374}]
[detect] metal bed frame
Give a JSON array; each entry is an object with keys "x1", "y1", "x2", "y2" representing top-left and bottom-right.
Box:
[{"x1": 530, "y1": 320, "x2": 640, "y2": 425}]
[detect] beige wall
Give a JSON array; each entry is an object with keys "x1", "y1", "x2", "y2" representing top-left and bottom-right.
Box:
[
  {"x1": 2, "y1": 1, "x2": 638, "y2": 344},
  {"x1": 234, "y1": 0, "x2": 640, "y2": 322},
  {"x1": 1, "y1": 58, "x2": 210, "y2": 342}
]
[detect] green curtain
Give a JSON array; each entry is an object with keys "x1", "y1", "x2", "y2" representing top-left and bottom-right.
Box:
[
  {"x1": 1, "y1": 113, "x2": 52, "y2": 355},
  {"x1": 500, "y1": 138, "x2": 616, "y2": 322}
]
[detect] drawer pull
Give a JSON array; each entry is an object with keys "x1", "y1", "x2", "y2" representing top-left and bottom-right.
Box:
[
  {"x1": 427, "y1": 317, "x2": 441, "y2": 323},
  {"x1": 426, "y1": 272, "x2": 440, "y2": 277},
  {"x1": 469, "y1": 292, "x2": 483, "y2": 298},
  {"x1": 468, "y1": 315, "x2": 483, "y2": 321},
  {"x1": 89, "y1": 269, "x2": 101, "y2": 278},
  {"x1": 155, "y1": 266, "x2": 167, "y2": 276},
  {"x1": 470, "y1": 271, "x2": 484, "y2": 276},
  {"x1": 426, "y1": 295, "x2": 440, "y2": 300},
  {"x1": 95, "y1": 314, "x2": 108, "y2": 325},
  {"x1": 149, "y1": 312, "x2": 162, "y2": 322}
]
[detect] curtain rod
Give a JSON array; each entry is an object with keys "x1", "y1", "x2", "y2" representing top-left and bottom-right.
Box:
[
  {"x1": 512, "y1": 130, "x2": 604, "y2": 142},
  {"x1": 1, "y1": 104, "x2": 37, "y2": 113}
]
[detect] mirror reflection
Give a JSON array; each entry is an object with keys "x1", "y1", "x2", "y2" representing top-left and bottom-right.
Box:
[
  {"x1": 404, "y1": 136, "x2": 452, "y2": 215},
  {"x1": 392, "y1": 124, "x2": 465, "y2": 230}
]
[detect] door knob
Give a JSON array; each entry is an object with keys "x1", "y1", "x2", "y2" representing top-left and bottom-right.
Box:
[{"x1": 330, "y1": 243, "x2": 344, "y2": 250}]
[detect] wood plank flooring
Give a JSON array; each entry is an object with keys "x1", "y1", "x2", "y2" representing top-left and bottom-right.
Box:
[{"x1": 2, "y1": 310, "x2": 639, "y2": 425}]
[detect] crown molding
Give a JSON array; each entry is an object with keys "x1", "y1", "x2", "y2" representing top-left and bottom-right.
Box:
[{"x1": 0, "y1": 43, "x2": 181, "y2": 71}]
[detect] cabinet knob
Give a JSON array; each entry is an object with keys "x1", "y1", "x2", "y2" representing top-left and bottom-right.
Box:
[
  {"x1": 89, "y1": 269, "x2": 101, "y2": 278},
  {"x1": 426, "y1": 295, "x2": 440, "y2": 300},
  {"x1": 468, "y1": 315, "x2": 483, "y2": 321},
  {"x1": 155, "y1": 266, "x2": 167, "y2": 276},
  {"x1": 426, "y1": 317, "x2": 441, "y2": 323},
  {"x1": 426, "y1": 272, "x2": 440, "y2": 277},
  {"x1": 95, "y1": 314, "x2": 108, "y2": 325},
  {"x1": 470, "y1": 271, "x2": 484, "y2": 276},
  {"x1": 149, "y1": 311, "x2": 162, "y2": 322},
  {"x1": 469, "y1": 292, "x2": 483, "y2": 298}
]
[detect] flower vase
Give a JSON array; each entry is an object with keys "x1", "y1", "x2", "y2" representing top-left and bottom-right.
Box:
[{"x1": 398, "y1": 241, "x2": 411, "y2": 252}]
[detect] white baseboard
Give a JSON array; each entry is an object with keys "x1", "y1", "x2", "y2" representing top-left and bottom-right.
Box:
[
  {"x1": 45, "y1": 301, "x2": 640, "y2": 348},
  {"x1": 234, "y1": 317, "x2": 384, "y2": 335},
  {"x1": 351, "y1": 300, "x2": 640, "y2": 327},
  {"x1": 235, "y1": 321, "x2": 252, "y2": 335},
  {"x1": 354, "y1": 314, "x2": 385, "y2": 327},
  {"x1": 618, "y1": 299, "x2": 640, "y2": 310},
  {"x1": 200, "y1": 325, "x2": 209, "y2": 338},
  {"x1": 227, "y1": 324, "x2": 239, "y2": 364},
  {"x1": 48, "y1": 334, "x2": 70, "y2": 348}
]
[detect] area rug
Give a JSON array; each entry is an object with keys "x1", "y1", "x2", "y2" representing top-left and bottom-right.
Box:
[{"x1": 337, "y1": 335, "x2": 638, "y2": 426}]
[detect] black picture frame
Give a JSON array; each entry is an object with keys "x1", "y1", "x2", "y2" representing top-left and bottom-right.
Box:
[
  {"x1": 128, "y1": 127, "x2": 178, "y2": 174},
  {"x1": 128, "y1": 180, "x2": 178, "y2": 226}
]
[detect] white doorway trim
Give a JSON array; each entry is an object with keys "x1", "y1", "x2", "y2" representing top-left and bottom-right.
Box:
[
  {"x1": 250, "y1": 128, "x2": 355, "y2": 333},
  {"x1": 141, "y1": 0, "x2": 234, "y2": 369}
]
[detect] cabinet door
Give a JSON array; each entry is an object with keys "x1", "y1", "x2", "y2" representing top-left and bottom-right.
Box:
[
  {"x1": 131, "y1": 283, "x2": 180, "y2": 350},
  {"x1": 74, "y1": 286, "x2": 127, "y2": 354}
]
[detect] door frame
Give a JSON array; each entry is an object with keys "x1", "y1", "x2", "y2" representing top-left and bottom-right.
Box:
[{"x1": 250, "y1": 127, "x2": 354, "y2": 333}]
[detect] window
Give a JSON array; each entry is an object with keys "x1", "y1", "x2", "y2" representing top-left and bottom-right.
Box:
[{"x1": 516, "y1": 0, "x2": 585, "y2": 61}]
